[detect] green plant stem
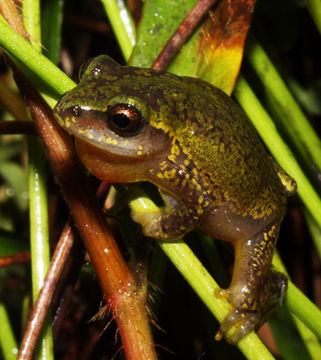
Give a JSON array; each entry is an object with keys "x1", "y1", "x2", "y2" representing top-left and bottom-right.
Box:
[
  {"x1": 28, "y1": 136, "x2": 53, "y2": 360},
  {"x1": 293, "y1": 320, "x2": 321, "y2": 360},
  {"x1": 287, "y1": 282, "x2": 321, "y2": 340},
  {"x1": 100, "y1": 0, "x2": 135, "y2": 61},
  {"x1": 245, "y1": 34, "x2": 321, "y2": 173},
  {"x1": 234, "y1": 76, "x2": 321, "y2": 230},
  {"x1": 0, "y1": 14, "x2": 74, "y2": 97},
  {"x1": 41, "y1": 0, "x2": 63, "y2": 64},
  {"x1": 0, "y1": 302, "x2": 18, "y2": 360},
  {"x1": 23, "y1": 0, "x2": 41, "y2": 48},
  {"x1": 305, "y1": 0, "x2": 321, "y2": 35},
  {"x1": 273, "y1": 254, "x2": 321, "y2": 359},
  {"x1": 23, "y1": 1, "x2": 53, "y2": 358}
]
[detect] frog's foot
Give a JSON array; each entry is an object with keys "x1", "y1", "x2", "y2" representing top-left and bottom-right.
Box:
[
  {"x1": 215, "y1": 289, "x2": 259, "y2": 344},
  {"x1": 216, "y1": 269, "x2": 288, "y2": 344},
  {"x1": 216, "y1": 309, "x2": 260, "y2": 344}
]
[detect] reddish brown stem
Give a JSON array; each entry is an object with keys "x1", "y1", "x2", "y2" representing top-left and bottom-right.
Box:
[
  {"x1": 18, "y1": 224, "x2": 75, "y2": 360},
  {"x1": 2, "y1": 1, "x2": 156, "y2": 358},
  {"x1": 152, "y1": 0, "x2": 218, "y2": 70},
  {"x1": 0, "y1": 0, "x2": 30, "y2": 39},
  {"x1": 14, "y1": 69, "x2": 157, "y2": 360},
  {"x1": 0, "y1": 121, "x2": 35, "y2": 135},
  {"x1": 0, "y1": 251, "x2": 30, "y2": 267}
]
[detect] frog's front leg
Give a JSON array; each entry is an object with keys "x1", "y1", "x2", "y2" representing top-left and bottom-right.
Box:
[
  {"x1": 131, "y1": 198, "x2": 201, "y2": 240},
  {"x1": 219, "y1": 223, "x2": 288, "y2": 344}
]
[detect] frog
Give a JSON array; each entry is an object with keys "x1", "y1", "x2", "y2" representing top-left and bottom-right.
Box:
[{"x1": 53, "y1": 55, "x2": 296, "y2": 344}]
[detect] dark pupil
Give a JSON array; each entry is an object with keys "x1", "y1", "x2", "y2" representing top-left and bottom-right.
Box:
[{"x1": 112, "y1": 113, "x2": 131, "y2": 129}]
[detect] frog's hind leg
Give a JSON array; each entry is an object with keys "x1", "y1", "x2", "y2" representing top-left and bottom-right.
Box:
[{"x1": 219, "y1": 223, "x2": 288, "y2": 344}]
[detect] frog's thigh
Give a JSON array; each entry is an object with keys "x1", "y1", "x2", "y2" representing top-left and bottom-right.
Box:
[{"x1": 220, "y1": 223, "x2": 287, "y2": 343}]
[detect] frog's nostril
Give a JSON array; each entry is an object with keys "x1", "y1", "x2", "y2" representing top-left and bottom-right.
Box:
[{"x1": 72, "y1": 105, "x2": 82, "y2": 117}]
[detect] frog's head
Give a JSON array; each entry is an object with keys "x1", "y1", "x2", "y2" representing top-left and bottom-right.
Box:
[{"x1": 54, "y1": 55, "x2": 178, "y2": 182}]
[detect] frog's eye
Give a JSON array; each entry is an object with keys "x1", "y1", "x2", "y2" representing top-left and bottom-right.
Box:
[{"x1": 106, "y1": 104, "x2": 145, "y2": 137}]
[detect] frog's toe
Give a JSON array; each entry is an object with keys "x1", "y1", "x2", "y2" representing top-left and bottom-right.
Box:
[
  {"x1": 130, "y1": 210, "x2": 162, "y2": 236},
  {"x1": 217, "y1": 309, "x2": 260, "y2": 345}
]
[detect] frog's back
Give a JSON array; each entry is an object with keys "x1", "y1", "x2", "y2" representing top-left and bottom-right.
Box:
[{"x1": 148, "y1": 74, "x2": 287, "y2": 220}]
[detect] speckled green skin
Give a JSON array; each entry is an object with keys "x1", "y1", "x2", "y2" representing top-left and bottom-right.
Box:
[{"x1": 54, "y1": 55, "x2": 296, "y2": 343}]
